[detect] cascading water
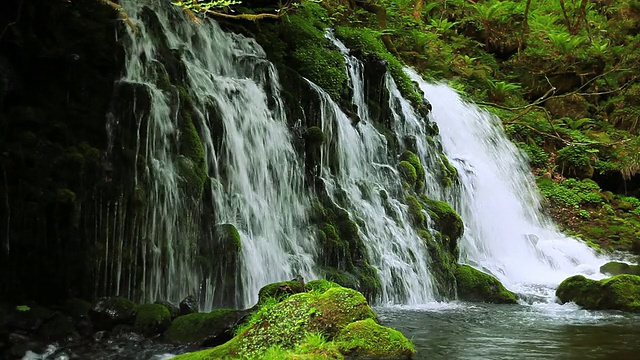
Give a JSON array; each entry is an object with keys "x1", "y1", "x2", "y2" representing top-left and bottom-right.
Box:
[
  {"x1": 406, "y1": 69, "x2": 606, "y2": 300},
  {"x1": 107, "y1": 0, "x2": 317, "y2": 308},
  {"x1": 320, "y1": 32, "x2": 436, "y2": 304}
]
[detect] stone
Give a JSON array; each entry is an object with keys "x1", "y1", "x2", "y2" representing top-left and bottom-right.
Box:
[{"x1": 89, "y1": 297, "x2": 136, "y2": 330}]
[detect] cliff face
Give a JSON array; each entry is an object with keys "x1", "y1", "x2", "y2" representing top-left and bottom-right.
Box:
[
  {"x1": 0, "y1": 1, "x2": 461, "y2": 306},
  {"x1": 0, "y1": 0, "x2": 125, "y2": 302}
]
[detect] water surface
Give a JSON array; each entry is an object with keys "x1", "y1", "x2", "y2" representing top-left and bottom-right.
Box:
[{"x1": 377, "y1": 302, "x2": 640, "y2": 360}]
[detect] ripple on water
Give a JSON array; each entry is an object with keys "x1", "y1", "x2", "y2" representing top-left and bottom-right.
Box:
[{"x1": 376, "y1": 302, "x2": 640, "y2": 360}]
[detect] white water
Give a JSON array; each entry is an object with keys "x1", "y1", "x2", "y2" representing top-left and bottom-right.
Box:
[
  {"x1": 110, "y1": 0, "x2": 316, "y2": 308},
  {"x1": 406, "y1": 70, "x2": 606, "y2": 301},
  {"x1": 320, "y1": 32, "x2": 436, "y2": 304}
]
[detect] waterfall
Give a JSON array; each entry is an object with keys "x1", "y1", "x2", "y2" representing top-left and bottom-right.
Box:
[
  {"x1": 406, "y1": 69, "x2": 606, "y2": 300},
  {"x1": 320, "y1": 32, "x2": 436, "y2": 304},
  {"x1": 107, "y1": 0, "x2": 317, "y2": 308}
]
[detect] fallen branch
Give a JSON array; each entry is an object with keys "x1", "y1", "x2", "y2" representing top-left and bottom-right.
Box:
[{"x1": 99, "y1": 0, "x2": 137, "y2": 31}]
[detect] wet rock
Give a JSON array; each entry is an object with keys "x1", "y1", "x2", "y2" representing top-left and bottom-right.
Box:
[
  {"x1": 164, "y1": 308, "x2": 251, "y2": 346},
  {"x1": 89, "y1": 297, "x2": 137, "y2": 331},
  {"x1": 455, "y1": 265, "x2": 518, "y2": 304},
  {"x1": 600, "y1": 261, "x2": 640, "y2": 276},
  {"x1": 179, "y1": 296, "x2": 198, "y2": 316},
  {"x1": 257, "y1": 279, "x2": 306, "y2": 304},
  {"x1": 154, "y1": 300, "x2": 181, "y2": 319},
  {"x1": 557, "y1": 274, "x2": 640, "y2": 312},
  {"x1": 134, "y1": 304, "x2": 172, "y2": 335}
]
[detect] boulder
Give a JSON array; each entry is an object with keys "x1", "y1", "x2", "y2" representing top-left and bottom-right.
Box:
[
  {"x1": 134, "y1": 304, "x2": 172, "y2": 335},
  {"x1": 164, "y1": 308, "x2": 250, "y2": 346},
  {"x1": 556, "y1": 274, "x2": 640, "y2": 312},
  {"x1": 179, "y1": 296, "x2": 198, "y2": 315},
  {"x1": 600, "y1": 261, "x2": 640, "y2": 276},
  {"x1": 335, "y1": 318, "x2": 415, "y2": 359},
  {"x1": 154, "y1": 300, "x2": 181, "y2": 319},
  {"x1": 257, "y1": 279, "x2": 305, "y2": 304},
  {"x1": 171, "y1": 284, "x2": 412, "y2": 359},
  {"x1": 89, "y1": 297, "x2": 136, "y2": 330},
  {"x1": 454, "y1": 265, "x2": 518, "y2": 304}
]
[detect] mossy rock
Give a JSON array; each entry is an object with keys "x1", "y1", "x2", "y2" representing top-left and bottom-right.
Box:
[
  {"x1": 405, "y1": 195, "x2": 425, "y2": 228},
  {"x1": 335, "y1": 318, "x2": 415, "y2": 359},
  {"x1": 600, "y1": 261, "x2": 640, "y2": 276},
  {"x1": 306, "y1": 126, "x2": 325, "y2": 145},
  {"x1": 164, "y1": 308, "x2": 249, "y2": 346},
  {"x1": 307, "y1": 287, "x2": 377, "y2": 338},
  {"x1": 214, "y1": 223, "x2": 242, "y2": 256},
  {"x1": 398, "y1": 161, "x2": 417, "y2": 186},
  {"x1": 555, "y1": 275, "x2": 601, "y2": 308},
  {"x1": 134, "y1": 303, "x2": 172, "y2": 335},
  {"x1": 257, "y1": 280, "x2": 306, "y2": 304},
  {"x1": 89, "y1": 297, "x2": 137, "y2": 330},
  {"x1": 400, "y1": 150, "x2": 425, "y2": 182},
  {"x1": 599, "y1": 275, "x2": 640, "y2": 312},
  {"x1": 454, "y1": 265, "x2": 517, "y2": 304},
  {"x1": 172, "y1": 285, "x2": 383, "y2": 359},
  {"x1": 422, "y1": 197, "x2": 463, "y2": 251},
  {"x1": 556, "y1": 274, "x2": 640, "y2": 312},
  {"x1": 305, "y1": 279, "x2": 341, "y2": 294}
]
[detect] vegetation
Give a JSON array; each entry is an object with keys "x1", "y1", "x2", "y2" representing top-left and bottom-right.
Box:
[
  {"x1": 454, "y1": 265, "x2": 518, "y2": 304},
  {"x1": 172, "y1": 284, "x2": 414, "y2": 359},
  {"x1": 556, "y1": 274, "x2": 640, "y2": 312}
]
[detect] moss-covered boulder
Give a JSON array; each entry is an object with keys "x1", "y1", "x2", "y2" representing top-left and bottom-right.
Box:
[
  {"x1": 304, "y1": 279, "x2": 341, "y2": 294},
  {"x1": 257, "y1": 279, "x2": 306, "y2": 304},
  {"x1": 89, "y1": 297, "x2": 136, "y2": 330},
  {"x1": 556, "y1": 274, "x2": 640, "y2": 312},
  {"x1": 134, "y1": 304, "x2": 172, "y2": 335},
  {"x1": 422, "y1": 197, "x2": 463, "y2": 253},
  {"x1": 600, "y1": 261, "x2": 640, "y2": 276},
  {"x1": 555, "y1": 275, "x2": 601, "y2": 308},
  {"x1": 335, "y1": 318, "x2": 415, "y2": 359},
  {"x1": 454, "y1": 265, "x2": 518, "y2": 304},
  {"x1": 172, "y1": 285, "x2": 399, "y2": 359},
  {"x1": 164, "y1": 308, "x2": 250, "y2": 346}
]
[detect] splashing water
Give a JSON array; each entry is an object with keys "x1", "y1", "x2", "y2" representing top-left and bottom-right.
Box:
[
  {"x1": 109, "y1": 0, "x2": 317, "y2": 308},
  {"x1": 406, "y1": 69, "x2": 607, "y2": 301}
]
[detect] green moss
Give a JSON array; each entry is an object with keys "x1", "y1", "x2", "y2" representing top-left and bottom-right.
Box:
[
  {"x1": 214, "y1": 223, "x2": 242, "y2": 256},
  {"x1": 600, "y1": 261, "x2": 640, "y2": 276},
  {"x1": 398, "y1": 160, "x2": 417, "y2": 186},
  {"x1": 405, "y1": 195, "x2": 425, "y2": 228},
  {"x1": 257, "y1": 280, "x2": 306, "y2": 304},
  {"x1": 134, "y1": 303, "x2": 171, "y2": 335},
  {"x1": 335, "y1": 26, "x2": 423, "y2": 105},
  {"x1": 556, "y1": 275, "x2": 601, "y2": 308},
  {"x1": 335, "y1": 318, "x2": 415, "y2": 359},
  {"x1": 305, "y1": 280, "x2": 341, "y2": 294},
  {"x1": 164, "y1": 308, "x2": 243, "y2": 345},
  {"x1": 306, "y1": 126, "x2": 325, "y2": 145},
  {"x1": 557, "y1": 274, "x2": 640, "y2": 312},
  {"x1": 422, "y1": 197, "x2": 464, "y2": 246},
  {"x1": 181, "y1": 285, "x2": 376, "y2": 359},
  {"x1": 454, "y1": 265, "x2": 518, "y2": 304},
  {"x1": 400, "y1": 150, "x2": 425, "y2": 182},
  {"x1": 439, "y1": 154, "x2": 458, "y2": 187},
  {"x1": 599, "y1": 275, "x2": 640, "y2": 312}
]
